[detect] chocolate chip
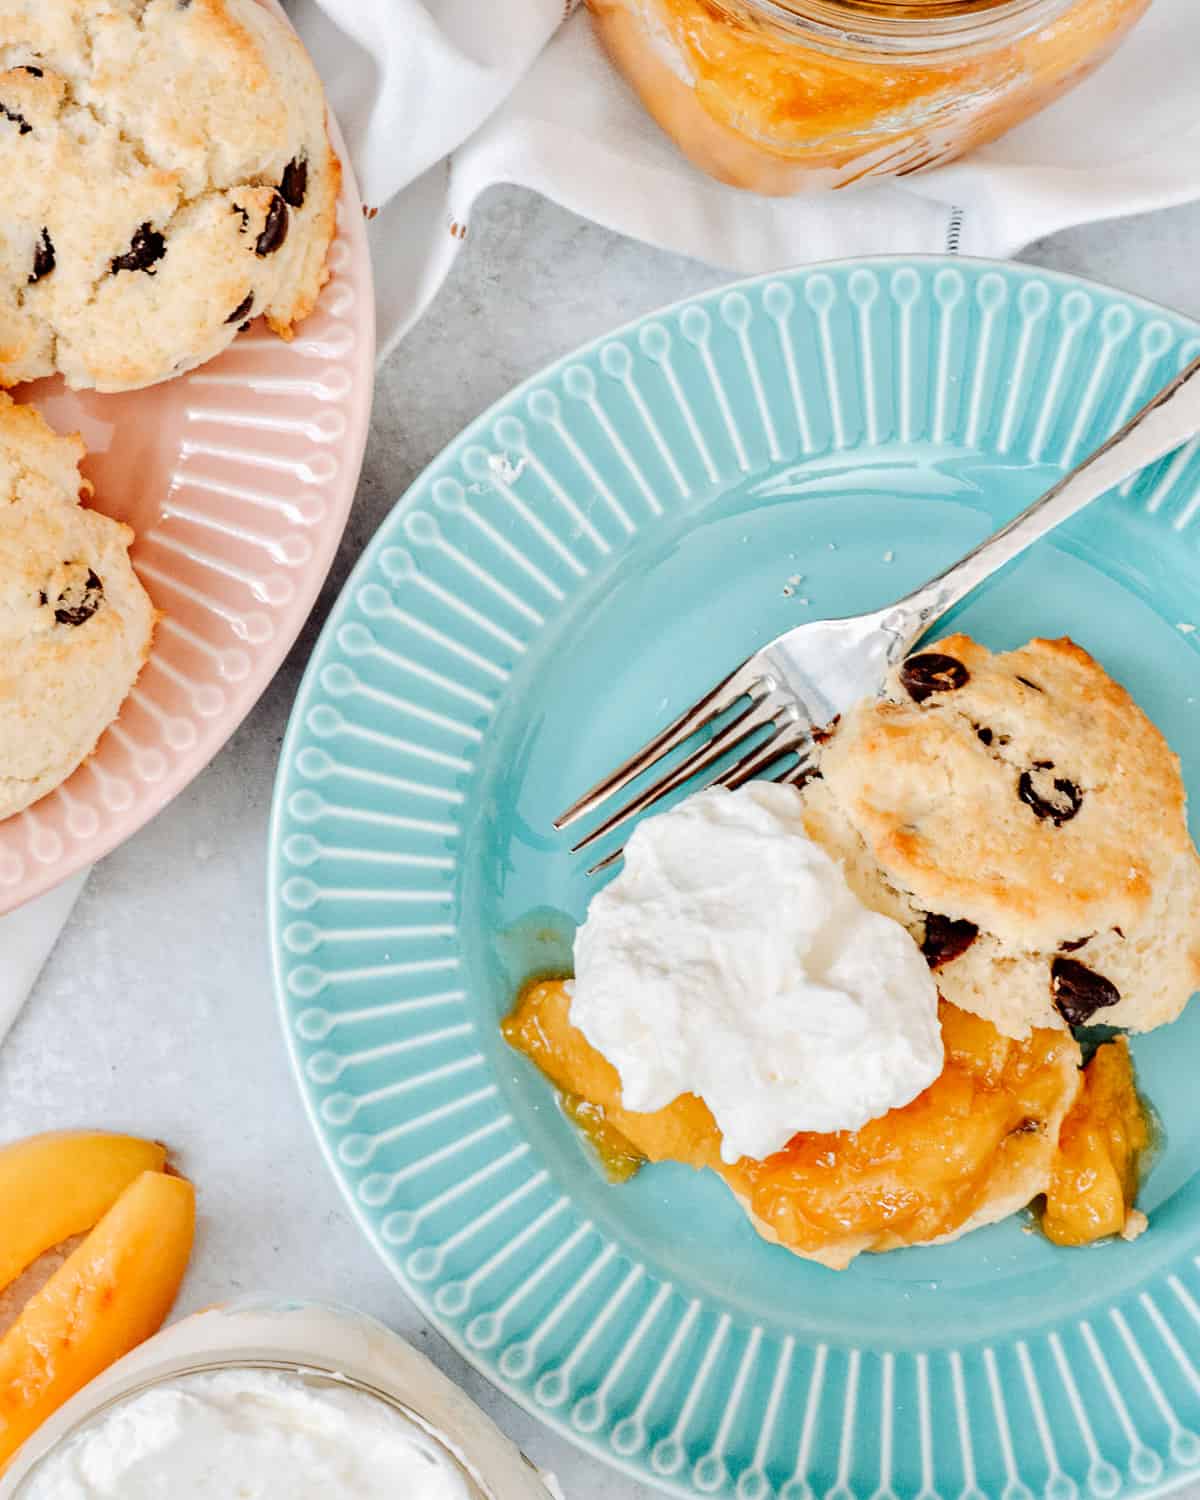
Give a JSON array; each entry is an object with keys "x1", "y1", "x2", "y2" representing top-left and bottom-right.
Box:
[
  {"x1": 1051, "y1": 957, "x2": 1120, "y2": 1027},
  {"x1": 279, "y1": 155, "x2": 308, "y2": 209},
  {"x1": 900, "y1": 652, "x2": 969, "y2": 704},
  {"x1": 976, "y1": 726, "x2": 993, "y2": 746},
  {"x1": 28, "y1": 227, "x2": 54, "y2": 284},
  {"x1": 1, "y1": 102, "x2": 31, "y2": 135},
  {"x1": 20, "y1": 66, "x2": 43, "y2": 78},
  {"x1": 225, "y1": 292, "x2": 254, "y2": 324},
  {"x1": 254, "y1": 193, "x2": 289, "y2": 257},
  {"x1": 1059, "y1": 935, "x2": 1092, "y2": 953},
  {"x1": 1016, "y1": 675, "x2": 1043, "y2": 692},
  {"x1": 232, "y1": 203, "x2": 250, "y2": 232},
  {"x1": 1018, "y1": 766, "x2": 1084, "y2": 827},
  {"x1": 921, "y1": 914, "x2": 979, "y2": 970},
  {"x1": 111, "y1": 223, "x2": 166, "y2": 274},
  {"x1": 50, "y1": 567, "x2": 103, "y2": 627}
]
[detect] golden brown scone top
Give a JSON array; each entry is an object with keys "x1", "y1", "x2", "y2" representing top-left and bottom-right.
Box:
[
  {"x1": 813, "y1": 635, "x2": 1200, "y2": 1036},
  {"x1": 0, "y1": 0, "x2": 339, "y2": 392}
]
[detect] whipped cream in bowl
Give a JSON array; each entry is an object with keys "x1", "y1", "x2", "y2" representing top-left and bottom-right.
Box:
[
  {"x1": 570, "y1": 783, "x2": 943, "y2": 1162},
  {"x1": 1, "y1": 1300, "x2": 556, "y2": 1500},
  {"x1": 15, "y1": 1366, "x2": 476, "y2": 1500}
]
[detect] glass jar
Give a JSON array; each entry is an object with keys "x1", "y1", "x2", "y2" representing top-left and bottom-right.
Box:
[
  {"x1": 588, "y1": 0, "x2": 1151, "y2": 193},
  {"x1": 0, "y1": 1299, "x2": 556, "y2": 1500}
]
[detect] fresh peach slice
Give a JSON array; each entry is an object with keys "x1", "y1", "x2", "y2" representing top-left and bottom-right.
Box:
[
  {"x1": 0, "y1": 1131, "x2": 167, "y2": 1294},
  {"x1": 0, "y1": 1169, "x2": 195, "y2": 1470}
]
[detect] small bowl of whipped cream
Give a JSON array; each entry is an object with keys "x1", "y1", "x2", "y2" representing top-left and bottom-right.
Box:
[{"x1": 0, "y1": 1300, "x2": 558, "y2": 1500}]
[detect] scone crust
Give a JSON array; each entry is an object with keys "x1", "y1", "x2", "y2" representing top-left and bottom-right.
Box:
[
  {"x1": 808, "y1": 635, "x2": 1200, "y2": 1036},
  {"x1": 0, "y1": 0, "x2": 339, "y2": 392},
  {"x1": 0, "y1": 495, "x2": 154, "y2": 817},
  {"x1": 0, "y1": 388, "x2": 89, "y2": 509},
  {"x1": 0, "y1": 395, "x2": 153, "y2": 817}
]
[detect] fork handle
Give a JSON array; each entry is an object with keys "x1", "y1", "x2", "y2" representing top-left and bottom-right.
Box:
[{"x1": 883, "y1": 353, "x2": 1200, "y2": 650}]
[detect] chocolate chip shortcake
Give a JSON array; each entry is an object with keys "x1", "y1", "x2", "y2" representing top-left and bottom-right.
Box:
[
  {"x1": 0, "y1": 0, "x2": 340, "y2": 392},
  {"x1": 801, "y1": 634, "x2": 1200, "y2": 1037},
  {"x1": 0, "y1": 393, "x2": 153, "y2": 816}
]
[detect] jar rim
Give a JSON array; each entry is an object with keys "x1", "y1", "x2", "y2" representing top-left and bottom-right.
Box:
[{"x1": 727, "y1": 0, "x2": 1079, "y2": 54}]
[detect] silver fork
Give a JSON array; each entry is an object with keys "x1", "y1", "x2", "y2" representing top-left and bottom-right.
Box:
[{"x1": 556, "y1": 353, "x2": 1200, "y2": 870}]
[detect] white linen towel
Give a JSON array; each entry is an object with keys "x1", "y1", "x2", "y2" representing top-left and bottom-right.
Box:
[
  {"x1": 0, "y1": 872, "x2": 87, "y2": 1047},
  {"x1": 4, "y1": 0, "x2": 1199, "y2": 1046}
]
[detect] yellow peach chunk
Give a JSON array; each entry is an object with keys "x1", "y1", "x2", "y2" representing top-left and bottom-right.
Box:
[
  {"x1": 0, "y1": 1131, "x2": 167, "y2": 1294},
  {"x1": 503, "y1": 979, "x2": 720, "y2": 1168},
  {"x1": 0, "y1": 1169, "x2": 195, "y2": 1470},
  {"x1": 1043, "y1": 1037, "x2": 1149, "y2": 1246}
]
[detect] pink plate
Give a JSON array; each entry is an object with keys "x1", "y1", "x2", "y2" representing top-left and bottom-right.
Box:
[{"x1": 0, "y1": 104, "x2": 375, "y2": 915}]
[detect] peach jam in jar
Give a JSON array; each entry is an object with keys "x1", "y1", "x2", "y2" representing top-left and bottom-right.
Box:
[{"x1": 588, "y1": 0, "x2": 1150, "y2": 193}]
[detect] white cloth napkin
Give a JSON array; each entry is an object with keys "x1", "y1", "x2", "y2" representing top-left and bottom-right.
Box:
[
  {"x1": 4, "y1": 0, "x2": 1198, "y2": 1048},
  {"x1": 0, "y1": 872, "x2": 87, "y2": 1047},
  {"x1": 290, "y1": 0, "x2": 1200, "y2": 358}
]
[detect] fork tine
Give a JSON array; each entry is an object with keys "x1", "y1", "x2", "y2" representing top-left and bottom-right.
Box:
[
  {"x1": 715, "y1": 718, "x2": 813, "y2": 790},
  {"x1": 569, "y1": 694, "x2": 790, "y2": 855},
  {"x1": 773, "y1": 745, "x2": 821, "y2": 785},
  {"x1": 585, "y1": 845, "x2": 624, "y2": 877},
  {"x1": 553, "y1": 660, "x2": 759, "y2": 830},
  {"x1": 585, "y1": 724, "x2": 819, "y2": 877}
]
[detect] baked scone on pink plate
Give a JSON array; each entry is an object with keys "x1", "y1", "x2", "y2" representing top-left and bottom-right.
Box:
[
  {"x1": 0, "y1": 0, "x2": 374, "y2": 913},
  {"x1": 0, "y1": 392, "x2": 154, "y2": 820},
  {"x1": 0, "y1": 0, "x2": 340, "y2": 392}
]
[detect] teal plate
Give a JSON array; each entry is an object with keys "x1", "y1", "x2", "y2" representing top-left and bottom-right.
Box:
[{"x1": 270, "y1": 257, "x2": 1200, "y2": 1500}]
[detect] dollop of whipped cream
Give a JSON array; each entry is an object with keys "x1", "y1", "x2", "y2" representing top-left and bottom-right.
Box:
[
  {"x1": 20, "y1": 1368, "x2": 472, "y2": 1500},
  {"x1": 570, "y1": 783, "x2": 943, "y2": 1163}
]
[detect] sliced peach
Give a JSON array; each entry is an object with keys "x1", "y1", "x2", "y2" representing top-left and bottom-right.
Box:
[
  {"x1": 0, "y1": 1169, "x2": 195, "y2": 1470},
  {"x1": 0, "y1": 1131, "x2": 167, "y2": 1293},
  {"x1": 1043, "y1": 1038, "x2": 1149, "y2": 1246}
]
